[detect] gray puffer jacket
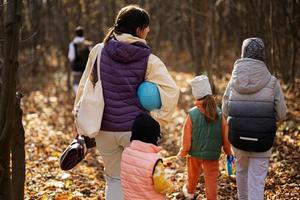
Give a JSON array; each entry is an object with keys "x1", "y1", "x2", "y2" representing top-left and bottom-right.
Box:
[{"x1": 222, "y1": 58, "x2": 287, "y2": 157}]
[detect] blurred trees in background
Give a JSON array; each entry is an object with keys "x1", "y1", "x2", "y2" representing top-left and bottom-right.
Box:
[{"x1": 1, "y1": 0, "x2": 299, "y2": 88}]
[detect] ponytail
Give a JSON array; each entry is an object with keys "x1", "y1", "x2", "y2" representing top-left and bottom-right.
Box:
[
  {"x1": 102, "y1": 5, "x2": 150, "y2": 44},
  {"x1": 202, "y1": 95, "x2": 217, "y2": 123},
  {"x1": 103, "y1": 27, "x2": 115, "y2": 44}
]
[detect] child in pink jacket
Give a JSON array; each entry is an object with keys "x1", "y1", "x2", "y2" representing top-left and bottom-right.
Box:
[{"x1": 121, "y1": 113, "x2": 174, "y2": 200}]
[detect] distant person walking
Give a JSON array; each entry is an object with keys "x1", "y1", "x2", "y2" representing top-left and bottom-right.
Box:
[
  {"x1": 222, "y1": 38, "x2": 287, "y2": 200},
  {"x1": 68, "y1": 26, "x2": 92, "y2": 93},
  {"x1": 74, "y1": 5, "x2": 179, "y2": 200}
]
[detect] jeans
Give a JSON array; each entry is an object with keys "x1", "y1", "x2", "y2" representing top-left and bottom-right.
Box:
[
  {"x1": 234, "y1": 150, "x2": 269, "y2": 200},
  {"x1": 95, "y1": 130, "x2": 131, "y2": 200}
]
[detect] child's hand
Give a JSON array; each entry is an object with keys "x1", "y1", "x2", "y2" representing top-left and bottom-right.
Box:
[
  {"x1": 163, "y1": 161, "x2": 175, "y2": 169},
  {"x1": 177, "y1": 150, "x2": 188, "y2": 157},
  {"x1": 227, "y1": 155, "x2": 235, "y2": 162}
]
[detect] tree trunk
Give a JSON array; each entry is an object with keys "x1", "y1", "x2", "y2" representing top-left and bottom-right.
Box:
[
  {"x1": 190, "y1": 0, "x2": 202, "y2": 74},
  {"x1": 56, "y1": 1, "x2": 71, "y2": 91},
  {"x1": 11, "y1": 92, "x2": 25, "y2": 200},
  {"x1": 0, "y1": 0, "x2": 3, "y2": 35},
  {"x1": 207, "y1": 0, "x2": 216, "y2": 93},
  {"x1": 0, "y1": 0, "x2": 22, "y2": 199},
  {"x1": 30, "y1": 0, "x2": 41, "y2": 76},
  {"x1": 0, "y1": 0, "x2": 4, "y2": 67}
]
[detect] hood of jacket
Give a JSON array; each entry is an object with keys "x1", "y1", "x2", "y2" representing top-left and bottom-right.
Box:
[
  {"x1": 231, "y1": 58, "x2": 271, "y2": 94},
  {"x1": 104, "y1": 38, "x2": 151, "y2": 63}
]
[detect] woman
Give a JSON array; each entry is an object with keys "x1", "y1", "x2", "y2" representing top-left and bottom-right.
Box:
[{"x1": 74, "y1": 5, "x2": 179, "y2": 200}]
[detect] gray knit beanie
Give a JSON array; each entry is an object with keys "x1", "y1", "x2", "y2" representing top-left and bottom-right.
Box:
[{"x1": 241, "y1": 37, "x2": 265, "y2": 61}]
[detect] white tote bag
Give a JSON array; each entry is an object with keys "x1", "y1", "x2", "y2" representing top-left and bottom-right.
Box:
[{"x1": 74, "y1": 45, "x2": 104, "y2": 137}]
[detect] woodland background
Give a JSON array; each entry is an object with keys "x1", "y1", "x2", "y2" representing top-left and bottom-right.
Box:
[{"x1": 0, "y1": 0, "x2": 299, "y2": 199}]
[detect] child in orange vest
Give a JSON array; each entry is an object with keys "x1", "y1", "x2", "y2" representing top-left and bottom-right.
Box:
[
  {"x1": 178, "y1": 75, "x2": 232, "y2": 200},
  {"x1": 121, "y1": 113, "x2": 174, "y2": 200}
]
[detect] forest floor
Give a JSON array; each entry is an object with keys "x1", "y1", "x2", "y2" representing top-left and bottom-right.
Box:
[{"x1": 22, "y1": 66, "x2": 299, "y2": 200}]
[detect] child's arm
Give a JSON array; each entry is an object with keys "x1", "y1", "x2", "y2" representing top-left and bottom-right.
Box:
[
  {"x1": 178, "y1": 115, "x2": 192, "y2": 157},
  {"x1": 153, "y1": 160, "x2": 174, "y2": 194},
  {"x1": 221, "y1": 115, "x2": 232, "y2": 155}
]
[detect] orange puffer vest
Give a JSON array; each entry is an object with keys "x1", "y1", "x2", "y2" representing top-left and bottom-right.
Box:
[{"x1": 121, "y1": 140, "x2": 165, "y2": 200}]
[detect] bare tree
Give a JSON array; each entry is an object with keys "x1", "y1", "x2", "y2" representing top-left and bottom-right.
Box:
[
  {"x1": 11, "y1": 92, "x2": 25, "y2": 199},
  {"x1": 0, "y1": 0, "x2": 22, "y2": 199},
  {"x1": 0, "y1": 0, "x2": 4, "y2": 64}
]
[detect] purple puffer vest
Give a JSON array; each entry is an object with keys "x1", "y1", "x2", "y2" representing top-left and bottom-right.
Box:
[{"x1": 100, "y1": 39, "x2": 151, "y2": 131}]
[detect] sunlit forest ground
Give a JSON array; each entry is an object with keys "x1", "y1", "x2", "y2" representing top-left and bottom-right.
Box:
[{"x1": 22, "y1": 52, "x2": 299, "y2": 200}]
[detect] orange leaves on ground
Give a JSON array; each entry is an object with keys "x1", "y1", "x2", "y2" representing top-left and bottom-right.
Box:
[{"x1": 23, "y1": 70, "x2": 299, "y2": 199}]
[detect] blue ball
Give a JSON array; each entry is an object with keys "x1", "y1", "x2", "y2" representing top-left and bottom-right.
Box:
[{"x1": 137, "y1": 81, "x2": 162, "y2": 111}]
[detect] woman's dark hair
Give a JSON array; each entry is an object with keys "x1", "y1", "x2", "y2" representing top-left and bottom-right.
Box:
[
  {"x1": 103, "y1": 5, "x2": 150, "y2": 43},
  {"x1": 131, "y1": 113, "x2": 161, "y2": 146},
  {"x1": 201, "y1": 95, "x2": 218, "y2": 123}
]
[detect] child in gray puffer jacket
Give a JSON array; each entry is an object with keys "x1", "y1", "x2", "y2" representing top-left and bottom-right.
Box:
[{"x1": 222, "y1": 38, "x2": 287, "y2": 200}]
